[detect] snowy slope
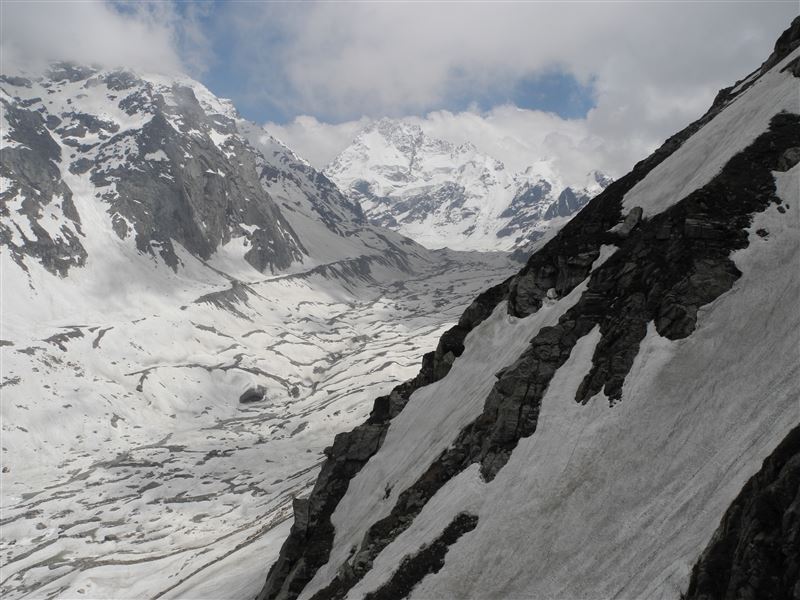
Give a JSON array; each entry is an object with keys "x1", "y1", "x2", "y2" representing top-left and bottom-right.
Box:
[
  {"x1": 0, "y1": 62, "x2": 521, "y2": 599},
  {"x1": 258, "y1": 19, "x2": 800, "y2": 600},
  {"x1": 325, "y1": 119, "x2": 610, "y2": 252}
]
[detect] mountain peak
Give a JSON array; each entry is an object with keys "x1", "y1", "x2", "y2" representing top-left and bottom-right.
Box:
[
  {"x1": 353, "y1": 118, "x2": 427, "y2": 154},
  {"x1": 326, "y1": 120, "x2": 610, "y2": 252}
]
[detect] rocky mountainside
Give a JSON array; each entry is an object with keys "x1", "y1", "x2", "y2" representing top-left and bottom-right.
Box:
[
  {"x1": 325, "y1": 118, "x2": 611, "y2": 252},
  {"x1": 258, "y1": 17, "x2": 800, "y2": 600},
  {"x1": 0, "y1": 63, "x2": 423, "y2": 281},
  {"x1": 0, "y1": 64, "x2": 519, "y2": 599}
]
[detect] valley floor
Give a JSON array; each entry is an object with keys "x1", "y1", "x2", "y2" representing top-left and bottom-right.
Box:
[{"x1": 0, "y1": 250, "x2": 515, "y2": 600}]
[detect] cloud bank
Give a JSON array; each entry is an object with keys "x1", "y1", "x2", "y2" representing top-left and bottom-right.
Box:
[
  {"x1": 0, "y1": 1, "x2": 209, "y2": 76},
  {"x1": 258, "y1": 2, "x2": 796, "y2": 177},
  {"x1": 4, "y1": 1, "x2": 796, "y2": 181}
]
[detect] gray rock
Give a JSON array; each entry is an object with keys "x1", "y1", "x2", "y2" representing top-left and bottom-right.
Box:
[
  {"x1": 614, "y1": 206, "x2": 643, "y2": 238},
  {"x1": 776, "y1": 146, "x2": 800, "y2": 171},
  {"x1": 239, "y1": 386, "x2": 267, "y2": 404},
  {"x1": 0, "y1": 100, "x2": 87, "y2": 276},
  {"x1": 685, "y1": 425, "x2": 800, "y2": 600}
]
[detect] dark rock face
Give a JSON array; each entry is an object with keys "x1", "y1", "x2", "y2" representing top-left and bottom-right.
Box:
[
  {"x1": 260, "y1": 150, "x2": 366, "y2": 237},
  {"x1": 685, "y1": 424, "x2": 800, "y2": 600},
  {"x1": 257, "y1": 279, "x2": 510, "y2": 600},
  {"x1": 47, "y1": 62, "x2": 95, "y2": 83},
  {"x1": 542, "y1": 186, "x2": 591, "y2": 220},
  {"x1": 614, "y1": 206, "x2": 643, "y2": 238},
  {"x1": 500, "y1": 180, "x2": 551, "y2": 220},
  {"x1": 1, "y1": 66, "x2": 332, "y2": 276},
  {"x1": 497, "y1": 178, "x2": 607, "y2": 247},
  {"x1": 355, "y1": 180, "x2": 471, "y2": 230},
  {"x1": 496, "y1": 180, "x2": 552, "y2": 240},
  {"x1": 240, "y1": 386, "x2": 267, "y2": 404}
]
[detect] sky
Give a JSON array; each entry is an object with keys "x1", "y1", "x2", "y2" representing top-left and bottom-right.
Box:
[{"x1": 1, "y1": 1, "x2": 797, "y2": 183}]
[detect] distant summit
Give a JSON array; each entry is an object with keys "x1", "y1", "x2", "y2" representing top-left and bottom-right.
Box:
[{"x1": 326, "y1": 117, "x2": 610, "y2": 252}]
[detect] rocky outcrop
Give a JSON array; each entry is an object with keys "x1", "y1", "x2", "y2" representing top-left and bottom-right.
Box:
[
  {"x1": 685, "y1": 424, "x2": 800, "y2": 600},
  {"x1": 2, "y1": 63, "x2": 379, "y2": 277},
  {"x1": 496, "y1": 180, "x2": 552, "y2": 240},
  {"x1": 88, "y1": 85, "x2": 304, "y2": 272},
  {"x1": 359, "y1": 513, "x2": 478, "y2": 600},
  {"x1": 240, "y1": 386, "x2": 267, "y2": 404},
  {"x1": 542, "y1": 186, "x2": 592, "y2": 220}
]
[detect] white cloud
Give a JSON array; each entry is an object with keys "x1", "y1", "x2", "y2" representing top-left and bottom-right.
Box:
[
  {"x1": 3, "y1": 1, "x2": 795, "y2": 182},
  {"x1": 229, "y1": 2, "x2": 793, "y2": 117},
  {"x1": 412, "y1": 107, "x2": 611, "y2": 183},
  {"x1": 245, "y1": 2, "x2": 795, "y2": 176},
  {"x1": 0, "y1": 1, "x2": 207, "y2": 75}
]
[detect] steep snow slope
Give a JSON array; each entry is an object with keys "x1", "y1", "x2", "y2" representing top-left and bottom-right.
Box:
[
  {"x1": 0, "y1": 63, "x2": 520, "y2": 599},
  {"x1": 325, "y1": 119, "x2": 610, "y2": 252},
  {"x1": 258, "y1": 19, "x2": 800, "y2": 600}
]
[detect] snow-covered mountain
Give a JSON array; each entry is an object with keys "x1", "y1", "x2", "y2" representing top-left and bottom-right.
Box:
[
  {"x1": 259, "y1": 17, "x2": 800, "y2": 600},
  {"x1": 0, "y1": 63, "x2": 519, "y2": 598},
  {"x1": 0, "y1": 63, "x2": 427, "y2": 282},
  {"x1": 325, "y1": 118, "x2": 611, "y2": 252}
]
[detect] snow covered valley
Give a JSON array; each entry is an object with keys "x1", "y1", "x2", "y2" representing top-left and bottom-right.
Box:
[{"x1": 0, "y1": 249, "x2": 514, "y2": 599}]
